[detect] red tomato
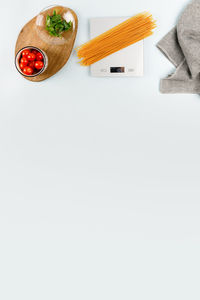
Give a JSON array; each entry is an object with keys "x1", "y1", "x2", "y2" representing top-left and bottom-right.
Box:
[
  {"x1": 36, "y1": 52, "x2": 43, "y2": 61},
  {"x1": 34, "y1": 61, "x2": 44, "y2": 70},
  {"x1": 32, "y1": 50, "x2": 39, "y2": 55},
  {"x1": 23, "y1": 66, "x2": 33, "y2": 75},
  {"x1": 20, "y1": 57, "x2": 28, "y2": 66},
  {"x1": 28, "y1": 61, "x2": 35, "y2": 68},
  {"x1": 27, "y1": 53, "x2": 36, "y2": 61},
  {"x1": 22, "y1": 49, "x2": 30, "y2": 57},
  {"x1": 20, "y1": 63, "x2": 24, "y2": 70}
]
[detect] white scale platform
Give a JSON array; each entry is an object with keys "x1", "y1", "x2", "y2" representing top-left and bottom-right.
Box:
[{"x1": 90, "y1": 17, "x2": 144, "y2": 77}]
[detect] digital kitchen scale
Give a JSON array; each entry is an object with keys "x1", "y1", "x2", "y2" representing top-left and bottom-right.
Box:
[{"x1": 90, "y1": 17, "x2": 144, "y2": 77}]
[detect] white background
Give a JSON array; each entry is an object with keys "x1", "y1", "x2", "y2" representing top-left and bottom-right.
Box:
[{"x1": 1, "y1": 0, "x2": 200, "y2": 299}]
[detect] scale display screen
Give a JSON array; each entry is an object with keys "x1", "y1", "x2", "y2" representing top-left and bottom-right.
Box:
[{"x1": 110, "y1": 67, "x2": 125, "y2": 73}]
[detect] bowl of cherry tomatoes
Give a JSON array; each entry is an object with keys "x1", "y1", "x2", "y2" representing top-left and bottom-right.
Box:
[{"x1": 15, "y1": 46, "x2": 48, "y2": 77}]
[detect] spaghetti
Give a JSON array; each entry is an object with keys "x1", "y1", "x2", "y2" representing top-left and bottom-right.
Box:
[{"x1": 76, "y1": 12, "x2": 156, "y2": 66}]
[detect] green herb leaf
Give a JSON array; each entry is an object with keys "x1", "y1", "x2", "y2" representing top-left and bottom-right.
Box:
[
  {"x1": 46, "y1": 15, "x2": 51, "y2": 26},
  {"x1": 45, "y1": 10, "x2": 72, "y2": 37}
]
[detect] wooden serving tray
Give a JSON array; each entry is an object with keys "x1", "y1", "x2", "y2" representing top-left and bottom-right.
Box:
[{"x1": 15, "y1": 6, "x2": 78, "y2": 82}]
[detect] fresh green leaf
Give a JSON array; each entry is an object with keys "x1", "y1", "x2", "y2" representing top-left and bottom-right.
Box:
[
  {"x1": 45, "y1": 10, "x2": 72, "y2": 37},
  {"x1": 46, "y1": 15, "x2": 51, "y2": 26}
]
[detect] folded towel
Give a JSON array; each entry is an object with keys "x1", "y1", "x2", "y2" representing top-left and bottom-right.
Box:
[{"x1": 157, "y1": 0, "x2": 200, "y2": 93}]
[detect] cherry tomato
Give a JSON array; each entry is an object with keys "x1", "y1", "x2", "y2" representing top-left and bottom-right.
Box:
[
  {"x1": 20, "y1": 63, "x2": 25, "y2": 70},
  {"x1": 27, "y1": 53, "x2": 36, "y2": 61},
  {"x1": 22, "y1": 49, "x2": 30, "y2": 57},
  {"x1": 36, "y1": 52, "x2": 43, "y2": 61},
  {"x1": 32, "y1": 50, "x2": 39, "y2": 55},
  {"x1": 23, "y1": 66, "x2": 33, "y2": 75},
  {"x1": 28, "y1": 61, "x2": 35, "y2": 68},
  {"x1": 34, "y1": 60, "x2": 44, "y2": 70},
  {"x1": 20, "y1": 57, "x2": 28, "y2": 66}
]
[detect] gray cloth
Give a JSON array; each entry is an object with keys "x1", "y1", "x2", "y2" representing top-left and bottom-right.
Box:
[{"x1": 157, "y1": 0, "x2": 200, "y2": 94}]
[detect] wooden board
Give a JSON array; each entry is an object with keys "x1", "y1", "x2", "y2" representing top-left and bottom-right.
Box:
[{"x1": 15, "y1": 6, "x2": 78, "y2": 82}]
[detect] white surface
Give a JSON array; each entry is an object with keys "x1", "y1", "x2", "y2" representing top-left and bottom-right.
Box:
[
  {"x1": 1, "y1": 0, "x2": 200, "y2": 300},
  {"x1": 90, "y1": 17, "x2": 143, "y2": 77}
]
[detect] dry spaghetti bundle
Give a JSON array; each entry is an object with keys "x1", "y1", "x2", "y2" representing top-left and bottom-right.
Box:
[{"x1": 76, "y1": 12, "x2": 156, "y2": 66}]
